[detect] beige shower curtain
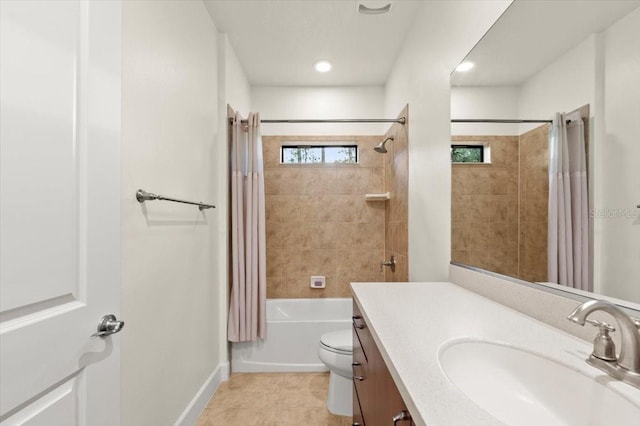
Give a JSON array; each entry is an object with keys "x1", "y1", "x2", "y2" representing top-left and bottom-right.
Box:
[
  {"x1": 548, "y1": 111, "x2": 589, "y2": 291},
  {"x1": 228, "y1": 112, "x2": 267, "y2": 342}
]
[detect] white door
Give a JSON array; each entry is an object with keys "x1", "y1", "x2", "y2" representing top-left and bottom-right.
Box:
[{"x1": 0, "y1": 1, "x2": 121, "y2": 425}]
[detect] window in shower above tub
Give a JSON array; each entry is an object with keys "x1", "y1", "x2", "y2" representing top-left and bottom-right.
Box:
[{"x1": 281, "y1": 145, "x2": 358, "y2": 164}]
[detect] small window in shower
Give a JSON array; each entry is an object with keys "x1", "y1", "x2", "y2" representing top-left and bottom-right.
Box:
[
  {"x1": 451, "y1": 144, "x2": 489, "y2": 163},
  {"x1": 281, "y1": 145, "x2": 358, "y2": 164}
]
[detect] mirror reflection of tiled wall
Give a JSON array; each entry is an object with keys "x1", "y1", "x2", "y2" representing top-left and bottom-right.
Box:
[
  {"x1": 451, "y1": 124, "x2": 549, "y2": 282},
  {"x1": 518, "y1": 125, "x2": 550, "y2": 282}
]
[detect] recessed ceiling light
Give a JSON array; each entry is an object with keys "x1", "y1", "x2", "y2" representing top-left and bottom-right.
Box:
[
  {"x1": 314, "y1": 60, "x2": 332, "y2": 73},
  {"x1": 455, "y1": 61, "x2": 475, "y2": 72}
]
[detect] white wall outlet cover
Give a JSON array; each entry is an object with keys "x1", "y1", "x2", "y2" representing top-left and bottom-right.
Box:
[{"x1": 310, "y1": 276, "x2": 326, "y2": 288}]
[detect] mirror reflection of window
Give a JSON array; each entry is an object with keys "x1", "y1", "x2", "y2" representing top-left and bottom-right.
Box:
[{"x1": 451, "y1": 144, "x2": 487, "y2": 163}]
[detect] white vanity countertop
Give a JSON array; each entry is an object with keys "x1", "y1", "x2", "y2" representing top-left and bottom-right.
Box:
[{"x1": 351, "y1": 282, "x2": 640, "y2": 426}]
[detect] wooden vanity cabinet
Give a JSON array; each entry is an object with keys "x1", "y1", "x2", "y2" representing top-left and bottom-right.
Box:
[{"x1": 352, "y1": 302, "x2": 415, "y2": 426}]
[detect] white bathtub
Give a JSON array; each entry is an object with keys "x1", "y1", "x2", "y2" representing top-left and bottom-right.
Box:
[{"x1": 231, "y1": 298, "x2": 352, "y2": 372}]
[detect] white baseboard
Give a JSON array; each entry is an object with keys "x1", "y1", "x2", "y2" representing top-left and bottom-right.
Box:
[
  {"x1": 220, "y1": 361, "x2": 230, "y2": 381},
  {"x1": 174, "y1": 362, "x2": 230, "y2": 426}
]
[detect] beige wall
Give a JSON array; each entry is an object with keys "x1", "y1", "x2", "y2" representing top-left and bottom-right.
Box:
[
  {"x1": 384, "y1": 106, "x2": 409, "y2": 282},
  {"x1": 122, "y1": 1, "x2": 221, "y2": 424},
  {"x1": 451, "y1": 125, "x2": 550, "y2": 282},
  {"x1": 264, "y1": 136, "x2": 386, "y2": 298}
]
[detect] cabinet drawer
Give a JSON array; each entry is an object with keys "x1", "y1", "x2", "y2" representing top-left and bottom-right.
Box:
[
  {"x1": 352, "y1": 327, "x2": 368, "y2": 411},
  {"x1": 352, "y1": 303, "x2": 375, "y2": 364},
  {"x1": 352, "y1": 369, "x2": 368, "y2": 411},
  {"x1": 352, "y1": 328, "x2": 366, "y2": 369}
]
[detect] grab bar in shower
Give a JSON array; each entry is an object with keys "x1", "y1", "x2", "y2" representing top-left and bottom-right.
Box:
[{"x1": 136, "y1": 189, "x2": 215, "y2": 211}]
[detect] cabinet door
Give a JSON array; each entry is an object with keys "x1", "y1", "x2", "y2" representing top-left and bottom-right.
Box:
[
  {"x1": 353, "y1": 383, "x2": 365, "y2": 426},
  {"x1": 369, "y1": 342, "x2": 410, "y2": 424},
  {"x1": 353, "y1": 302, "x2": 413, "y2": 426}
]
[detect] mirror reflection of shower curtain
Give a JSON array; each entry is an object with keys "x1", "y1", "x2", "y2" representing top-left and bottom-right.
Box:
[
  {"x1": 548, "y1": 111, "x2": 589, "y2": 290},
  {"x1": 228, "y1": 112, "x2": 267, "y2": 342}
]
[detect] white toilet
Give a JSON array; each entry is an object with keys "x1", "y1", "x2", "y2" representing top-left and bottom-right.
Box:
[{"x1": 318, "y1": 329, "x2": 353, "y2": 416}]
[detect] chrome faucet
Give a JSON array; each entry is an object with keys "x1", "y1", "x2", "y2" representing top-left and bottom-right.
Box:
[{"x1": 567, "y1": 300, "x2": 640, "y2": 390}]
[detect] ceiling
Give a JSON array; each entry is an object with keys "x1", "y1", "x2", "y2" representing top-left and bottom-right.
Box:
[
  {"x1": 203, "y1": 0, "x2": 423, "y2": 86},
  {"x1": 451, "y1": 0, "x2": 640, "y2": 87}
]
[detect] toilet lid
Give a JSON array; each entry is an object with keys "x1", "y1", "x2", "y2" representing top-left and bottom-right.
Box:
[{"x1": 320, "y1": 329, "x2": 353, "y2": 353}]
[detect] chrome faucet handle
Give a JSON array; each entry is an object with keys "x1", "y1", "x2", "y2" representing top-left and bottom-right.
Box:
[
  {"x1": 586, "y1": 319, "x2": 617, "y2": 362},
  {"x1": 630, "y1": 316, "x2": 640, "y2": 330},
  {"x1": 585, "y1": 318, "x2": 615, "y2": 332}
]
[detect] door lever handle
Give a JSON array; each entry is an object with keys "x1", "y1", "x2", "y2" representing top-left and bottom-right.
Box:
[{"x1": 90, "y1": 314, "x2": 125, "y2": 339}]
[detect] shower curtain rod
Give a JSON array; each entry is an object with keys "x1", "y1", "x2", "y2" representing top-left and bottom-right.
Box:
[
  {"x1": 451, "y1": 119, "x2": 553, "y2": 123},
  {"x1": 231, "y1": 117, "x2": 406, "y2": 125}
]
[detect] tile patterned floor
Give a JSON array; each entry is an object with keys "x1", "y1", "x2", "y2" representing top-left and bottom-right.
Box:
[{"x1": 196, "y1": 372, "x2": 353, "y2": 426}]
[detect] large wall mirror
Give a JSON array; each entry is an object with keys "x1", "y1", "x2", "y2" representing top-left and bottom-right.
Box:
[{"x1": 450, "y1": 0, "x2": 640, "y2": 306}]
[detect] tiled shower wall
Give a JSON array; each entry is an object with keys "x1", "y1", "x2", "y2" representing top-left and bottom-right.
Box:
[
  {"x1": 384, "y1": 106, "x2": 409, "y2": 282},
  {"x1": 263, "y1": 136, "x2": 386, "y2": 298},
  {"x1": 451, "y1": 124, "x2": 550, "y2": 281}
]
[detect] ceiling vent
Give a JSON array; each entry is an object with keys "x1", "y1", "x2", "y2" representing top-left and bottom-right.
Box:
[{"x1": 357, "y1": 1, "x2": 392, "y2": 15}]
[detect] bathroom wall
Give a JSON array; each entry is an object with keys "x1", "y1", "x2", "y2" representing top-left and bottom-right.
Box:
[
  {"x1": 252, "y1": 86, "x2": 385, "y2": 136},
  {"x1": 221, "y1": 36, "x2": 251, "y2": 115},
  {"x1": 384, "y1": 105, "x2": 409, "y2": 282},
  {"x1": 263, "y1": 136, "x2": 385, "y2": 298},
  {"x1": 122, "y1": 2, "x2": 251, "y2": 424},
  {"x1": 451, "y1": 136, "x2": 519, "y2": 277},
  {"x1": 384, "y1": 0, "x2": 513, "y2": 281}
]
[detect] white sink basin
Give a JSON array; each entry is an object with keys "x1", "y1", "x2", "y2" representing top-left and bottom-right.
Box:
[{"x1": 439, "y1": 340, "x2": 640, "y2": 426}]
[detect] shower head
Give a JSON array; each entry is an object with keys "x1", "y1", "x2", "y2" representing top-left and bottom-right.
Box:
[{"x1": 374, "y1": 137, "x2": 394, "y2": 153}]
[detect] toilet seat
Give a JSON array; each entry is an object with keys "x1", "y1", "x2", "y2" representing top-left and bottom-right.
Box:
[{"x1": 320, "y1": 329, "x2": 353, "y2": 355}]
